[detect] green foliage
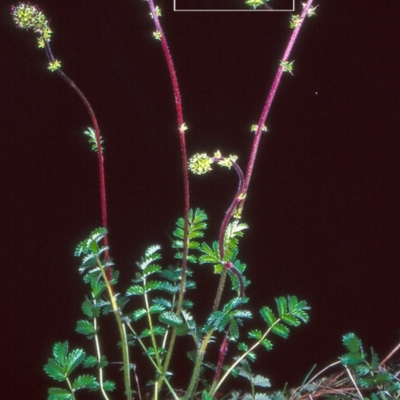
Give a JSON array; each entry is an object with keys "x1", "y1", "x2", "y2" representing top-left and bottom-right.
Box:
[
  {"x1": 340, "y1": 333, "x2": 400, "y2": 393},
  {"x1": 83, "y1": 127, "x2": 104, "y2": 152},
  {"x1": 74, "y1": 227, "x2": 116, "y2": 299},
  {"x1": 173, "y1": 208, "x2": 207, "y2": 263},
  {"x1": 75, "y1": 227, "x2": 108, "y2": 258},
  {"x1": 260, "y1": 296, "x2": 309, "y2": 339},
  {"x1": 43, "y1": 342, "x2": 106, "y2": 399},
  {"x1": 232, "y1": 358, "x2": 271, "y2": 400},
  {"x1": 224, "y1": 220, "x2": 248, "y2": 255},
  {"x1": 44, "y1": 342, "x2": 85, "y2": 381},
  {"x1": 246, "y1": 296, "x2": 310, "y2": 354},
  {"x1": 43, "y1": 203, "x2": 312, "y2": 398},
  {"x1": 203, "y1": 297, "x2": 251, "y2": 340},
  {"x1": 75, "y1": 320, "x2": 97, "y2": 338}
]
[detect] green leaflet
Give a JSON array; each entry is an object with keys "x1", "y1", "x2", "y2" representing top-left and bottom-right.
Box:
[
  {"x1": 81, "y1": 298, "x2": 100, "y2": 318},
  {"x1": 159, "y1": 311, "x2": 184, "y2": 327},
  {"x1": 202, "y1": 390, "x2": 214, "y2": 400},
  {"x1": 47, "y1": 388, "x2": 73, "y2": 400},
  {"x1": 44, "y1": 342, "x2": 86, "y2": 382},
  {"x1": 74, "y1": 227, "x2": 107, "y2": 258},
  {"x1": 136, "y1": 245, "x2": 162, "y2": 270},
  {"x1": 132, "y1": 304, "x2": 166, "y2": 321},
  {"x1": 72, "y1": 374, "x2": 98, "y2": 390},
  {"x1": 199, "y1": 241, "x2": 221, "y2": 264},
  {"x1": 236, "y1": 358, "x2": 271, "y2": 388},
  {"x1": 260, "y1": 296, "x2": 310, "y2": 331},
  {"x1": 83, "y1": 127, "x2": 104, "y2": 152},
  {"x1": 223, "y1": 220, "x2": 249, "y2": 255},
  {"x1": 75, "y1": 320, "x2": 97, "y2": 338},
  {"x1": 341, "y1": 332, "x2": 366, "y2": 366}
]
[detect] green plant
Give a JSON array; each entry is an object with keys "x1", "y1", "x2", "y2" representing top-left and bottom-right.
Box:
[
  {"x1": 11, "y1": 1, "x2": 318, "y2": 399},
  {"x1": 289, "y1": 333, "x2": 400, "y2": 400},
  {"x1": 337, "y1": 333, "x2": 400, "y2": 400}
]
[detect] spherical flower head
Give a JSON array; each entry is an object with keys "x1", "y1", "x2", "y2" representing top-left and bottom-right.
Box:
[
  {"x1": 11, "y1": 3, "x2": 52, "y2": 44},
  {"x1": 188, "y1": 153, "x2": 213, "y2": 175}
]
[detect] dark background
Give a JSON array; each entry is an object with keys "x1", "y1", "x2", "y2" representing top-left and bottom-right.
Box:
[
  {"x1": 175, "y1": 0, "x2": 294, "y2": 10},
  {"x1": 1, "y1": 0, "x2": 400, "y2": 398}
]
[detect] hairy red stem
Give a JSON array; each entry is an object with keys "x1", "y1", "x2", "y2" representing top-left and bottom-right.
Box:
[
  {"x1": 147, "y1": 0, "x2": 190, "y2": 309},
  {"x1": 243, "y1": 0, "x2": 315, "y2": 206},
  {"x1": 44, "y1": 43, "x2": 112, "y2": 281}
]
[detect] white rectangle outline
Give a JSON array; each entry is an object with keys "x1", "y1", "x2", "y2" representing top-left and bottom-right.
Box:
[{"x1": 173, "y1": 0, "x2": 295, "y2": 12}]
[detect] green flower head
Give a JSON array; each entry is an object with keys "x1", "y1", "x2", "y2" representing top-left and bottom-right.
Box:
[
  {"x1": 280, "y1": 60, "x2": 294, "y2": 75},
  {"x1": 214, "y1": 151, "x2": 238, "y2": 169},
  {"x1": 188, "y1": 153, "x2": 213, "y2": 175},
  {"x1": 11, "y1": 3, "x2": 52, "y2": 45}
]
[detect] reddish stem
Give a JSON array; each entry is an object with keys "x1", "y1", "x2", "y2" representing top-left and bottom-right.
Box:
[
  {"x1": 242, "y1": 0, "x2": 315, "y2": 208},
  {"x1": 225, "y1": 261, "x2": 244, "y2": 297},
  {"x1": 147, "y1": 0, "x2": 190, "y2": 313},
  {"x1": 44, "y1": 43, "x2": 112, "y2": 281},
  {"x1": 146, "y1": 0, "x2": 190, "y2": 389},
  {"x1": 213, "y1": 159, "x2": 245, "y2": 261},
  {"x1": 214, "y1": 333, "x2": 229, "y2": 384}
]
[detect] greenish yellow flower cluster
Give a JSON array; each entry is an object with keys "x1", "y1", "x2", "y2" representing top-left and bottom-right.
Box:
[
  {"x1": 290, "y1": 15, "x2": 302, "y2": 29},
  {"x1": 213, "y1": 151, "x2": 238, "y2": 169},
  {"x1": 303, "y1": 3, "x2": 318, "y2": 17},
  {"x1": 11, "y1": 3, "x2": 52, "y2": 47},
  {"x1": 12, "y1": 3, "x2": 61, "y2": 71},
  {"x1": 188, "y1": 153, "x2": 213, "y2": 175},
  {"x1": 290, "y1": 5, "x2": 318, "y2": 28},
  {"x1": 250, "y1": 124, "x2": 268, "y2": 133},
  {"x1": 149, "y1": 6, "x2": 162, "y2": 18},
  {"x1": 188, "y1": 151, "x2": 239, "y2": 175},
  {"x1": 48, "y1": 60, "x2": 62, "y2": 72},
  {"x1": 153, "y1": 30, "x2": 162, "y2": 40},
  {"x1": 280, "y1": 60, "x2": 294, "y2": 75}
]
